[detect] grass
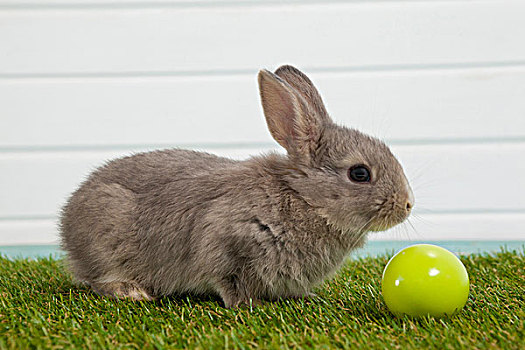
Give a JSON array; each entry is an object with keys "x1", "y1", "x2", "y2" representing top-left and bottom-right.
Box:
[{"x1": 1, "y1": 249, "x2": 523, "y2": 349}]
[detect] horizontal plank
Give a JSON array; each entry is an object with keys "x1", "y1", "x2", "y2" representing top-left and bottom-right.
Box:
[
  {"x1": 0, "y1": 142, "x2": 524, "y2": 218},
  {"x1": 0, "y1": 0, "x2": 469, "y2": 5},
  {"x1": 2, "y1": 65, "x2": 525, "y2": 147},
  {"x1": 1, "y1": 1, "x2": 524, "y2": 74},
  {"x1": 371, "y1": 213, "x2": 525, "y2": 241},
  {"x1": 3, "y1": 0, "x2": 370, "y2": 6},
  {"x1": 0, "y1": 1, "x2": 487, "y2": 12},
  {"x1": 0, "y1": 0, "x2": 268, "y2": 5},
  {"x1": 1, "y1": 212, "x2": 524, "y2": 245},
  {"x1": 0, "y1": 0, "x2": 352, "y2": 6},
  {"x1": 0, "y1": 220, "x2": 57, "y2": 245}
]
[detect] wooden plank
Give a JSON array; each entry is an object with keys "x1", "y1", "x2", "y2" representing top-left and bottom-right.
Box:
[
  {"x1": 2, "y1": 65, "x2": 524, "y2": 147},
  {"x1": 0, "y1": 220, "x2": 57, "y2": 245},
  {"x1": 370, "y1": 212, "x2": 525, "y2": 241},
  {"x1": 0, "y1": 142, "x2": 524, "y2": 218},
  {"x1": 1, "y1": 1, "x2": 524, "y2": 74},
  {"x1": 1, "y1": 212, "x2": 523, "y2": 245},
  {"x1": 0, "y1": 147, "x2": 263, "y2": 218},
  {"x1": 0, "y1": 0, "x2": 293, "y2": 5},
  {"x1": 0, "y1": 0, "x2": 486, "y2": 7},
  {"x1": 0, "y1": 75, "x2": 269, "y2": 147}
]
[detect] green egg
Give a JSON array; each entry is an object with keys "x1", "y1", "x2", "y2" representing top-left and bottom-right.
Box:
[{"x1": 381, "y1": 244, "x2": 469, "y2": 318}]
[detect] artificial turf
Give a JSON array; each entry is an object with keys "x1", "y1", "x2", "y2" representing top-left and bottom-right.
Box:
[{"x1": 0, "y1": 249, "x2": 523, "y2": 349}]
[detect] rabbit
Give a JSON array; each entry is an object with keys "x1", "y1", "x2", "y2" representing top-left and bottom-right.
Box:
[{"x1": 60, "y1": 65, "x2": 414, "y2": 308}]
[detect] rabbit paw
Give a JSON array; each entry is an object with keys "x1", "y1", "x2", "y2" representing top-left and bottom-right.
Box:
[
  {"x1": 290, "y1": 292, "x2": 318, "y2": 300},
  {"x1": 92, "y1": 281, "x2": 155, "y2": 301}
]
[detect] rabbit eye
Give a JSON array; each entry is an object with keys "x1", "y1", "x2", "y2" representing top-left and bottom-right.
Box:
[{"x1": 348, "y1": 165, "x2": 371, "y2": 183}]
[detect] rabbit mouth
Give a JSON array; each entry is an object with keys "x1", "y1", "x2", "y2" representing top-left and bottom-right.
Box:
[{"x1": 368, "y1": 212, "x2": 409, "y2": 232}]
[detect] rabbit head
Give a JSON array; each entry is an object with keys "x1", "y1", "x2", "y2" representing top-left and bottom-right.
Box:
[{"x1": 258, "y1": 65, "x2": 414, "y2": 235}]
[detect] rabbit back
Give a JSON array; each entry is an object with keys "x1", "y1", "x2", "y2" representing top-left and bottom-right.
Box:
[{"x1": 60, "y1": 149, "x2": 240, "y2": 296}]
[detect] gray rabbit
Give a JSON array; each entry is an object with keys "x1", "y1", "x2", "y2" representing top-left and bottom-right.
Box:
[{"x1": 60, "y1": 65, "x2": 414, "y2": 307}]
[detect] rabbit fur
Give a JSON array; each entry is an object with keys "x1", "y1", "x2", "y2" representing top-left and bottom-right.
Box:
[{"x1": 60, "y1": 65, "x2": 414, "y2": 308}]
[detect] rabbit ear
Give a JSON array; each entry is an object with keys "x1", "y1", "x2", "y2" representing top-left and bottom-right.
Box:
[
  {"x1": 258, "y1": 69, "x2": 326, "y2": 161},
  {"x1": 274, "y1": 65, "x2": 331, "y2": 122}
]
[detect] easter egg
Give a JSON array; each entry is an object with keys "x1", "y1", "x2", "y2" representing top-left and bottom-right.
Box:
[{"x1": 381, "y1": 244, "x2": 469, "y2": 318}]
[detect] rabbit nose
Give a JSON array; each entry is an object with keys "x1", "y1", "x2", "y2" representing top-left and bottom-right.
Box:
[{"x1": 405, "y1": 186, "x2": 415, "y2": 212}]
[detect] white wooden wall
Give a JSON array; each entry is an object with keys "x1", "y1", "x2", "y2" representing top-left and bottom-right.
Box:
[{"x1": 1, "y1": 0, "x2": 524, "y2": 245}]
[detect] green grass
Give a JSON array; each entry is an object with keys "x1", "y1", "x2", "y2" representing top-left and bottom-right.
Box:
[{"x1": 1, "y1": 249, "x2": 523, "y2": 349}]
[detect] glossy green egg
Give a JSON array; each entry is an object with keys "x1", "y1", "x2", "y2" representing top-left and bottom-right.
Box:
[{"x1": 381, "y1": 244, "x2": 469, "y2": 318}]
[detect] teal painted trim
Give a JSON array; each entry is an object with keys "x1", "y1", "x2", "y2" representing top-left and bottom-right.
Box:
[
  {"x1": 0, "y1": 245, "x2": 62, "y2": 260},
  {"x1": 1, "y1": 241, "x2": 523, "y2": 260},
  {"x1": 351, "y1": 241, "x2": 525, "y2": 259}
]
